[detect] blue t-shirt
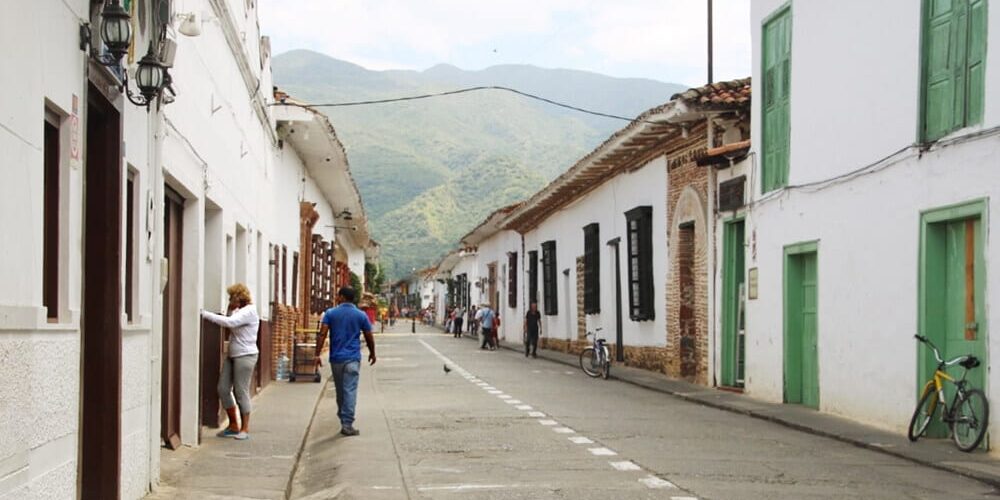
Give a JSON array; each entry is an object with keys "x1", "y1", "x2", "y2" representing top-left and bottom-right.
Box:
[
  {"x1": 322, "y1": 303, "x2": 373, "y2": 363},
  {"x1": 479, "y1": 308, "x2": 495, "y2": 330}
]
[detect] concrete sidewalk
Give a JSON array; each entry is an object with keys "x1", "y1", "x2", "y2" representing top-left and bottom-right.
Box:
[
  {"x1": 492, "y1": 337, "x2": 1000, "y2": 488},
  {"x1": 146, "y1": 379, "x2": 327, "y2": 500}
]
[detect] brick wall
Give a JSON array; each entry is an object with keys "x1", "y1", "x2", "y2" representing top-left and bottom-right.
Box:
[
  {"x1": 665, "y1": 128, "x2": 710, "y2": 385},
  {"x1": 576, "y1": 256, "x2": 586, "y2": 340}
]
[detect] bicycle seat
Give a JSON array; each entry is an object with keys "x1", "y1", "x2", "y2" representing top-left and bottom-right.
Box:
[{"x1": 960, "y1": 356, "x2": 981, "y2": 369}]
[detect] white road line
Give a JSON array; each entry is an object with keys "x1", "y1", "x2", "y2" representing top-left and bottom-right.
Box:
[
  {"x1": 507, "y1": 399, "x2": 522, "y2": 404},
  {"x1": 504, "y1": 400, "x2": 520, "y2": 404},
  {"x1": 488, "y1": 390, "x2": 503, "y2": 394},
  {"x1": 588, "y1": 447, "x2": 617, "y2": 456},
  {"x1": 527, "y1": 411, "x2": 546, "y2": 417},
  {"x1": 515, "y1": 405, "x2": 532, "y2": 410},
  {"x1": 497, "y1": 394, "x2": 512, "y2": 399},
  {"x1": 538, "y1": 419, "x2": 558, "y2": 426},
  {"x1": 609, "y1": 461, "x2": 642, "y2": 471},
  {"x1": 639, "y1": 476, "x2": 677, "y2": 489},
  {"x1": 553, "y1": 427, "x2": 575, "y2": 434},
  {"x1": 670, "y1": 497, "x2": 698, "y2": 500},
  {"x1": 563, "y1": 371, "x2": 574, "y2": 375},
  {"x1": 569, "y1": 436, "x2": 594, "y2": 444},
  {"x1": 416, "y1": 484, "x2": 517, "y2": 491}
]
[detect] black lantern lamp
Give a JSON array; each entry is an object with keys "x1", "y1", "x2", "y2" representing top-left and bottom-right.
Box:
[
  {"x1": 124, "y1": 43, "x2": 168, "y2": 110},
  {"x1": 98, "y1": 1, "x2": 132, "y2": 66}
]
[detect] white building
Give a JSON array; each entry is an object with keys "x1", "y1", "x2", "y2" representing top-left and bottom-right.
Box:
[
  {"x1": 745, "y1": 0, "x2": 999, "y2": 445},
  {"x1": 0, "y1": 1, "x2": 370, "y2": 498}
]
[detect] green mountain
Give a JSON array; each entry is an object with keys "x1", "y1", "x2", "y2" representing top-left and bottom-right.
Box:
[{"x1": 271, "y1": 50, "x2": 685, "y2": 279}]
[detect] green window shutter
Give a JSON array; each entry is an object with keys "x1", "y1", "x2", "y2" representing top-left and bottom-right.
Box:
[
  {"x1": 922, "y1": 0, "x2": 987, "y2": 141},
  {"x1": 966, "y1": 0, "x2": 987, "y2": 126},
  {"x1": 762, "y1": 7, "x2": 791, "y2": 193}
]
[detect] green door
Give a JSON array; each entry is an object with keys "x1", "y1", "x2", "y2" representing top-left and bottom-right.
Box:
[
  {"x1": 784, "y1": 244, "x2": 819, "y2": 408},
  {"x1": 721, "y1": 220, "x2": 746, "y2": 387},
  {"x1": 920, "y1": 204, "x2": 987, "y2": 437}
]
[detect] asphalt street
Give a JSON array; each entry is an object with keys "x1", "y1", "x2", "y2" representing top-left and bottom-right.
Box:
[{"x1": 289, "y1": 327, "x2": 998, "y2": 500}]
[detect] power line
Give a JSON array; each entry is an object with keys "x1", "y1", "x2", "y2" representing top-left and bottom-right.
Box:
[{"x1": 270, "y1": 85, "x2": 667, "y2": 125}]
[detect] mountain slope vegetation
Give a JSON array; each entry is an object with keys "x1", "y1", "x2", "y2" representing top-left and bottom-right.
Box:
[{"x1": 272, "y1": 50, "x2": 685, "y2": 278}]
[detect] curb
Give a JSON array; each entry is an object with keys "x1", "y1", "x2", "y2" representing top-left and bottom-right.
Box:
[
  {"x1": 284, "y1": 377, "x2": 331, "y2": 500},
  {"x1": 494, "y1": 340, "x2": 1000, "y2": 490}
]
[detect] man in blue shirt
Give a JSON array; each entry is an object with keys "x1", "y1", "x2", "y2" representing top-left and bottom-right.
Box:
[{"x1": 315, "y1": 287, "x2": 375, "y2": 436}]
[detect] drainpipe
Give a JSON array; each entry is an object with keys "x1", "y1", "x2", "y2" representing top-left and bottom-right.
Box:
[
  {"x1": 607, "y1": 237, "x2": 624, "y2": 362},
  {"x1": 706, "y1": 116, "x2": 718, "y2": 386}
]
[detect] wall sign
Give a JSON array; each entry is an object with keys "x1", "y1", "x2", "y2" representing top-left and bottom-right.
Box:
[{"x1": 748, "y1": 267, "x2": 759, "y2": 300}]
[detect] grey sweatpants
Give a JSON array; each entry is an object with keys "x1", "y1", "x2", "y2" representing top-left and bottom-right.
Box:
[{"x1": 219, "y1": 353, "x2": 258, "y2": 413}]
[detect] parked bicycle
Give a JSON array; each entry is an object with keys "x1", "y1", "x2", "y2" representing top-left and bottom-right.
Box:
[
  {"x1": 908, "y1": 334, "x2": 989, "y2": 452},
  {"x1": 579, "y1": 328, "x2": 610, "y2": 379}
]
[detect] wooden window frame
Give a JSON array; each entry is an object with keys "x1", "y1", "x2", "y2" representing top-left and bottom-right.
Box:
[
  {"x1": 281, "y1": 245, "x2": 288, "y2": 304},
  {"x1": 583, "y1": 223, "x2": 600, "y2": 314},
  {"x1": 626, "y1": 206, "x2": 654, "y2": 321},
  {"x1": 124, "y1": 169, "x2": 137, "y2": 323},
  {"x1": 541, "y1": 241, "x2": 558, "y2": 316},
  {"x1": 43, "y1": 110, "x2": 61, "y2": 321},
  {"x1": 920, "y1": 0, "x2": 988, "y2": 142},
  {"x1": 291, "y1": 251, "x2": 299, "y2": 307},
  {"x1": 761, "y1": 3, "x2": 792, "y2": 193},
  {"x1": 527, "y1": 250, "x2": 539, "y2": 307},
  {"x1": 507, "y1": 252, "x2": 518, "y2": 309}
]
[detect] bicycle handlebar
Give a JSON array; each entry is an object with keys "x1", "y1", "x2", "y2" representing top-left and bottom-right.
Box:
[{"x1": 915, "y1": 334, "x2": 974, "y2": 368}]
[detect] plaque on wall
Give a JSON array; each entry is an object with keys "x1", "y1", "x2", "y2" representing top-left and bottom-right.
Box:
[{"x1": 748, "y1": 267, "x2": 759, "y2": 300}]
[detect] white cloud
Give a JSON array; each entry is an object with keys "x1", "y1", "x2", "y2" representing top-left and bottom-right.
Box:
[{"x1": 258, "y1": 0, "x2": 750, "y2": 85}]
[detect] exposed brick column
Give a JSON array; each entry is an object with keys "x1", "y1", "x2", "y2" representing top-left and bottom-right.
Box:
[{"x1": 299, "y1": 202, "x2": 320, "y2": 328}]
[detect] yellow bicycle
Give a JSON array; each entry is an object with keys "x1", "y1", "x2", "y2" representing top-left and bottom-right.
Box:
[{"x1": 908, "y1": 335, "x2": 989, "y2": 452}]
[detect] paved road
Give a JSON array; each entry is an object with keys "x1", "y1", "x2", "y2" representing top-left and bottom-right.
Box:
[{"x1": 290, "y1": 328, "x2": 998, "y2": 500}]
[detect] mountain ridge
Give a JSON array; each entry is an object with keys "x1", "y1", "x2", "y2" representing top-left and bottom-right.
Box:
[{"x1": 271, "y1": 50, "x2": 686, "y2": 279}]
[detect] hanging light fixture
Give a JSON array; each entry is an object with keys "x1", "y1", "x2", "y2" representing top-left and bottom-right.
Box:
[
  {"x1": 124, "y1": 43, "x2": 168, "y2": 110},
  {"x1": 98, "y1": 1, "x2": 132, "y2": 66}
]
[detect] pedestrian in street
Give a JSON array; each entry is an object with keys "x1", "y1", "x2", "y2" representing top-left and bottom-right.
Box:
[
  {"x1": 468, "y1": 306, "x2": 479, "y2": 338},
  {"x1": 524, "y1": 302, "x2": 542, "y2": 358},
  {"x1": 315, "y1": 287, "x2": 376, "y2": 436},
  {"x1": 453, "y1": 306, "x2": 464, "y2": 338},
  {"x1": 200, "y1": 283, "x2": 260, "y2": 441},
  {"x1": 476, "y1": 304, "x2": 496, "y2": 350}
]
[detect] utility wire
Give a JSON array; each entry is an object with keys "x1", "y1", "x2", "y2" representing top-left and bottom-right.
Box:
[{"x1": 270, "y1": 85, "x2": 667, "y2": 125}]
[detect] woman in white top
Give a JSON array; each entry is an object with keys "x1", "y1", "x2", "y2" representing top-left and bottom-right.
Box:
[{"x1": 201, "y1": 283, "x2": 260, "y2": 440}]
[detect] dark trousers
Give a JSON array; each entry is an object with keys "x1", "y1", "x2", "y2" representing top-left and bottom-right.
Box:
[
  {"x1": 453, "y1": 317, "x2": 464, "y2": 337},
  {"x1": 480, "y1": 328, "x2": 494, "y2": 348},
  {"x1": 525, "y1": 332, "x2": 538, "y2": 356}
]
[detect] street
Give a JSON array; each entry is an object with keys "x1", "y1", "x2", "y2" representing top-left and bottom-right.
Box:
[{"x1": 289, "y1": 325, "x2": 997, "y2": 500}]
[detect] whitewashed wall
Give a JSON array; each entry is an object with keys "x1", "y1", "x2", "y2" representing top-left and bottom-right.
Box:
[
  {"x1": 747, "y1": 0, "x2": 1000, "y2": 438},
  {"x1": 518, "y1": 156, "x2": 670, "y2": 347},
  {"x1": 474, "y1": 230, "x2": 523, "y2": 341}
]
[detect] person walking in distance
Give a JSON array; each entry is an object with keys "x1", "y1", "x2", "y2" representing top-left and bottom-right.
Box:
[
  {"x1": 476, "y1": 304, "x2": 496, "y2": 350},
  {"x1": 453, "y1": 306, "x2": 465, "y2": 338},
  {"x1": 524, "y1": 302, "x2": 542, "y2": 358},
  {"x1": 201, "y1": 284, "x2": 260, "y2": 440},
  {"x1": 315, "y1": 287, "x2": 376, "y2": 436}
]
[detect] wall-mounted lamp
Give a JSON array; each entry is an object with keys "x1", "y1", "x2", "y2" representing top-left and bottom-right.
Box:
[{"x1": 97, "y1": 1, "x2": 132, "y2": 66}]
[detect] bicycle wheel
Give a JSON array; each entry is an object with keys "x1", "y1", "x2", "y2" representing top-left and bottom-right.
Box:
[
  {"x1": 951, "y1": 388, "x2": 989, "y2": 452},
  {"x1": 601, "y1": 348, "x2": 611, "y2": 380},
  {"x1": 579, "y1": 348, "x2": 600, "y2": 378},
  {"x1": 907, "y1": 387, "x2": 938, "y2": 441}
]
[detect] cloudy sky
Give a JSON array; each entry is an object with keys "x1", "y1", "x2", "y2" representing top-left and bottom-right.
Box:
[{"x1": 258, "y1": 0, "x2": 750, "y2": 87}]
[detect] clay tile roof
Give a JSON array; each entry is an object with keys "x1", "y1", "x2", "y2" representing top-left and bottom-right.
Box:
[{"x1": 671, "y1": 78, "x2": 751, "y2": 110}]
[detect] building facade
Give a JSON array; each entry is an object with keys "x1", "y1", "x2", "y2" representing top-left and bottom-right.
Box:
[{"x1": 746, "y1": 0, "x2": 998, "y2": 445}]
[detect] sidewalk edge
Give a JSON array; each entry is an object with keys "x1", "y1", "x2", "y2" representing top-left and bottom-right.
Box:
[
  {"x1": 283, "y1": 378, "x2": 331, "y2": 500},
  {"x1": 495, "y1": 340, "x2": 1000, "y2": 489}
]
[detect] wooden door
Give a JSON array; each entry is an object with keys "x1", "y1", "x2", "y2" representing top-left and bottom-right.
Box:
[
  {"x1": 721, "y1": 220, "x2": 746, "y2": 387},
  {"x1": 80, "y1": 83, "x2": 123, "y2": 500},
  {"x1": 678, "y1": 223, "x2": 698, "y2": 379},
  {"x1": 161, "y1": 187, "x2": 184, "y2": 449},
  {"x1": 784, "y1": 246, "x2": 819, "y2": 408},
  {"x1": 921, "y1": 210, "x2": 986, "y2": 437}
]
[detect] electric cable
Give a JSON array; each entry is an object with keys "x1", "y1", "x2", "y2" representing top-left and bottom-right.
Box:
[{"x1": 270, "y1": 85, "x2": 668, "y2": 125}]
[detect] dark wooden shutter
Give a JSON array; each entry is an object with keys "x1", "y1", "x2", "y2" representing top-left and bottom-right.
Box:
[
  {"x1": 528, "y1": 250, "x2": 539, "y2": 306},
  {"x1": 508, "y1": 252, "x2": 518, "y2": 308},
  {"x1": 542, "y1": 241, "x2": 558, "y2": 315},
  {"x1": 625, "y1": 206, "x2": 654, "y2": 321},
  {"x1": 583, "y1": 223, "x2": 600, "y2": 314}
]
